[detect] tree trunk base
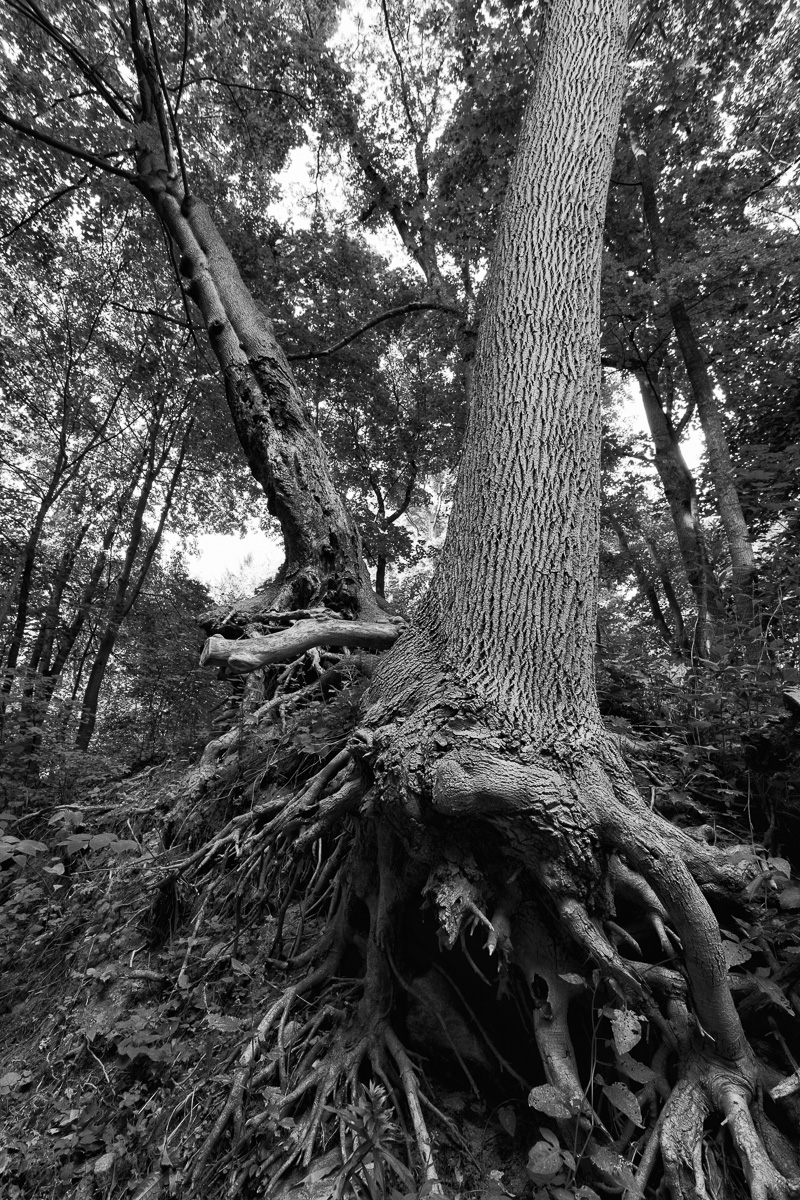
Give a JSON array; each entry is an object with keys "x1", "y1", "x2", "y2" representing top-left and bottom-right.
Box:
[{"x1": 131, "y1": 630, "x2": 800, "y2": 1199}]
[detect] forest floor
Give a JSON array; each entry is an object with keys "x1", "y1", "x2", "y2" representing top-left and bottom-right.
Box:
[{"x1": 2, "y1": 655, "x2": 800, "y2": 1200}]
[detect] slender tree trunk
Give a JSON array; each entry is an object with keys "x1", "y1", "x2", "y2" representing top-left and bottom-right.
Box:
[
  {"x1": 608, "y1": 513, "x2": 682, "y2": 655},
  {"x1": 47, "y1": 453, "x2": 148, "y2": 691},
  {"x1": 635, "y1": 368, "x2": 721, "y2": 659},
  {"x1": 0, "y1": 471, "x2": 62, "y2": 736},
  {"x1": 0, "y1": 555, "x2": 23, "y2": 644},
  {"x1": 641, "y1": 527, "x2": 689, "y2": 651},
  {"x1": 625, "y1": 108, "x2": 757, "y2": 613},
  {"x1": 17, "y1": 516, "x2": 90, "y2": 758},
  {"x1": 74, "y1": 423, "x2": 190, "y2": 751}
]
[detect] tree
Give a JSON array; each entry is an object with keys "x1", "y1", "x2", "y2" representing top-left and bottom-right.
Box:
[
  {"x1": 1, "y1": 3, "x2": 799, "y2": 1198},
  {"x1": 197, "y1": 3, "x2": 797, "y2": 1196}
]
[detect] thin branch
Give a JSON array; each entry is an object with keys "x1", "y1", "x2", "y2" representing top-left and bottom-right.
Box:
[
  {"x1": 673, "y1": 394, "x2": 697, "y2": 439},
  {"x1": 175, "y1": 0, "x2": 191, "y2": 112},
  {"x1": 1, "y1": 172, "x2": 91, "y2": 240},
  {"x1": 386, "y1": 459, "x2": 417, "y2": 524},
  {"x1": 380, "y1": 0, "x2": 418, "y2": 142},
  {"x1": 8, "y1": 0, "x2": 134, "y2": 123},
  {"x1": 0, "y1": 106, "x2": 136, "y2": 181},
  {"x1": 287, "y1": 301, "x2": 459, "y2": 362},
  {"x1": 179, "y1": 74, "x2": 308, "y2": 108},
  {"x1": 141, "y1": 0, "x2": 190, "y2": 197},
  {"x1": 108, "y1": 299, "x2": 190, "y2": 329},
  {"x1": 742, "y1": 155, "x2": 800, "y2": 201}
]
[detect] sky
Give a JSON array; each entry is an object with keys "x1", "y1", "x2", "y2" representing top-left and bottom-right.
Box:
[{"x1": 182, "y1": 522, "x2": 283, "y2": 600}]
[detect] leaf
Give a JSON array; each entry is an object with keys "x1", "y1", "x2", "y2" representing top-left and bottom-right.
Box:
[
  {"x1": 88, "y1": 833, "x2": 115, "y2": 849},
  {"x1": 587, "y1": 1146, "x2": 636, "y2": 1189},
  {"x1": 779, "y1": 887, "x2": 800, "y2": 911},
  {"x1": 58, "y1": 833, "x2": 92, "y2": 854},
  {"x1": 753, "y1": 975, "x2": 794, "y2": 1015},
  {"x1": 723, "y1": 940, "x2": 751, "y2": 967},
  {"x1": 108, "y1": 839, "x2": 139, "y2": 854},
  {"x1": 206, "y1": 1013, "x2": 243, "y2": 1032},
  {"x1": 526, "y1": 1140, "x2": 562, "y2": 1185},
  {"x1": 14, "y1": 839, "x2": 48, "y2": 855},
  {"x1": 602, "y1": 1082, "x2": 644, "y2": 1126},
  {"x1": 528, "y1": 1084, "x2": 572, "y2": 1119},
  {"x1": 616, "y1": 1054, "x2": 655, "y2": 1085},
  {"x1": 498, "y1": 1105, "x2": 517, "y2": 1137},
  {"x1": 575, "y1": 1189, "x2": 602, "y2": 1200},
  {"x1": 768, "y1": 857, "x2": 792, "y2": 879},
  {"x1": 557, "y1": 972, "x2": 587, "y2": 987},
  {"x1": 610, "y1": 1009, "x2": 642, "y2": 1056},
  {"x1": 131, "y1": 1173, "x2": 161, "y2": 1200}
]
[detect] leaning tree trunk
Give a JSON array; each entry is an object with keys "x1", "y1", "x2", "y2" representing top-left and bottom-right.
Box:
[{"x1": 126, "y1": 29, "x2": 377, "y2": 622}]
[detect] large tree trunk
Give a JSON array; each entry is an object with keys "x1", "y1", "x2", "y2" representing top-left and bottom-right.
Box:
[{"x1": 349, "y1": 5, "x2": 792, "y2": 1196}]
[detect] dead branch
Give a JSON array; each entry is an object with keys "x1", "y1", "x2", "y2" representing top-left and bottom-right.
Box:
[{"x1": 201, "y1": 618, "x2": 403, "y2": 674}]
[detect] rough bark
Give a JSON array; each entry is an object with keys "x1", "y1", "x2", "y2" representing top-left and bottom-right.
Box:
[
  {"x1": 392, "y1": 0, "x2": 627, "y2": 747},
  {"x1": 625, "y1": 107, "x2": 758, "y2": 613},
  {"x1": 127, "y1": 43, "x2": 378, "y2": 622},
  {"x1": 346, "y1": 6, "x2": 793, "y2": 1197}
]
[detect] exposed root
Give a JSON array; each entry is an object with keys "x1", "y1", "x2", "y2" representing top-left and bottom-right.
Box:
[
  {"x1": 190, "y1": 947, "x2": 343, "y2": 1186},
  {"x1": 384, "y1": 1026, "x2": 448, "y2": 1197},
  {"x1": 118, "y1": 640, "x2": 800, "y2": 1200}
]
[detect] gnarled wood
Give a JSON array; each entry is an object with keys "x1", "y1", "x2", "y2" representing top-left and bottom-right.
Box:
[{"x1": 201, "y1": 619, "x2": 403, "y2": 674}]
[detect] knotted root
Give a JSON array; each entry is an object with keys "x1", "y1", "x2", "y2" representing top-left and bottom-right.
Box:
[{"x1": 410, "y1": 734, "x2": 800, "y2": 1199}]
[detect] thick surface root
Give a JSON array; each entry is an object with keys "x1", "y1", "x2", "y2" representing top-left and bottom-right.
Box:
[{"x1": 17, "y1": 642, "x2": 798, "y2": 1200}]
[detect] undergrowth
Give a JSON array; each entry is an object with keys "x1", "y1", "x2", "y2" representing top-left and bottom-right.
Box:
[{"x1": 1, "y1": 642, "x2": 800, "y2": 1200}]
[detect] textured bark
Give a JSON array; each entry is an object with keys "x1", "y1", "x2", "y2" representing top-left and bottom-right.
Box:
[
  {"x1": 130, "y1": 93, "x2": 377, "y2": 620},
  {"x1": 355, "y1": 9, "x2": 793, "y2": 1198},
  {"x1": 405, "y1": 0, "x2": 629, "y2": 746},
  {"x1": 625, "y1": 108, "x2": 757, "y2": 610}
]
